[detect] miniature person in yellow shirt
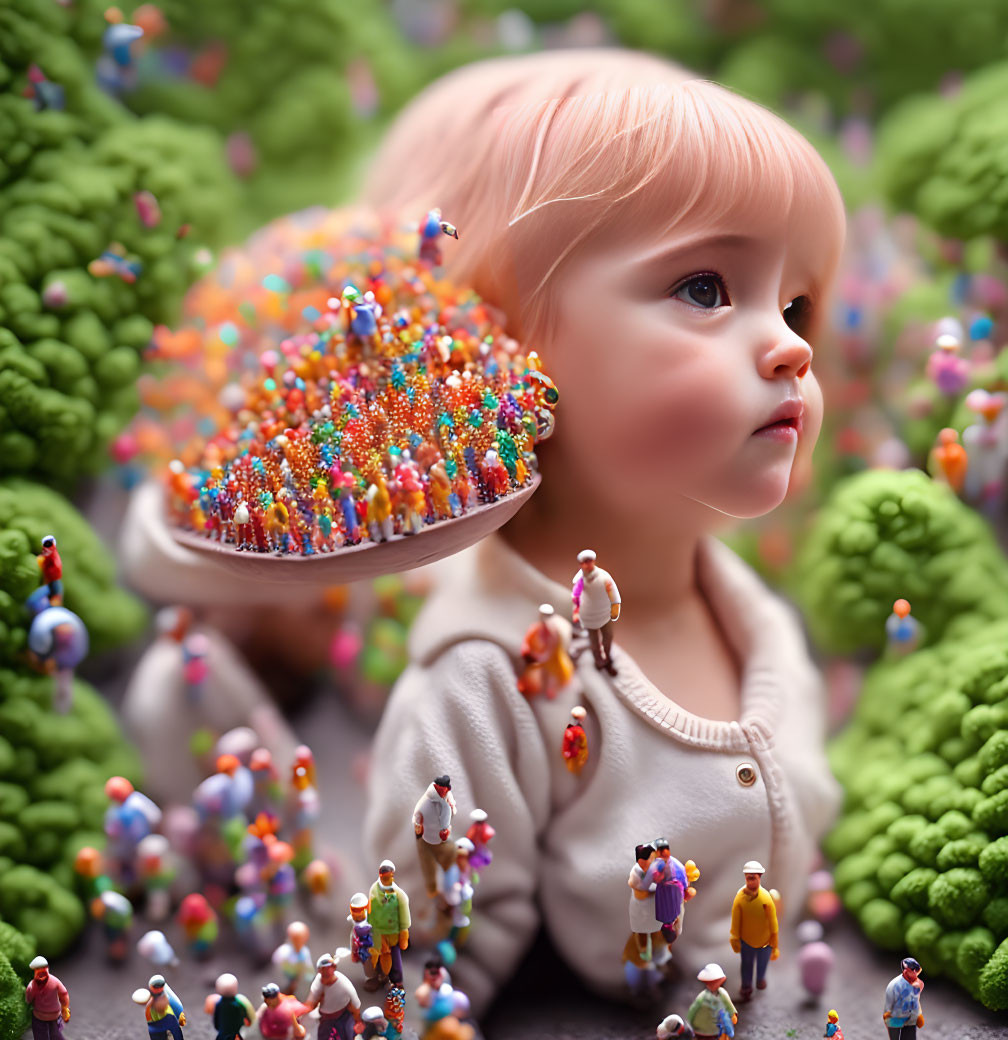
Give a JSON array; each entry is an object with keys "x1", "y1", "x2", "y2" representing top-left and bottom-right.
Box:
[{"x1": 729, "y1": 860, "x2": 779, "y2": 1001}]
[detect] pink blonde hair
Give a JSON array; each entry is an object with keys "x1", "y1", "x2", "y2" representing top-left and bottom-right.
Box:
[{"x1": 363, "y1": 49, "x2": 845, "y2": 343}]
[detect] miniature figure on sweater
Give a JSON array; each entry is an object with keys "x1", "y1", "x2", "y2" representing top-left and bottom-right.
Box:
[
  {"x1": 362, "y1": 47, "x2": 844, "y2": 1013},
  {"x1": 572, "y1": 549, "x2": 621, "y2": 675}
]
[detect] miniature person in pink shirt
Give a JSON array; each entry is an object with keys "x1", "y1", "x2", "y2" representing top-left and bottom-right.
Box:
[{"x1": 25, "y1": 957, "x2": 70, "y2": 1040}]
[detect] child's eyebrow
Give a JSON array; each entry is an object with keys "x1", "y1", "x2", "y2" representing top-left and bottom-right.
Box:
[{"x1": 635, "y1": 232, "x2": 762, "y2": 271}]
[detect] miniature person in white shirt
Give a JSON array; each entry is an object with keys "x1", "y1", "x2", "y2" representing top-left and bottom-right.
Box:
[
  {"x1": 412, "y1": 775, "x2": 457, "y2": 898},
  {"x1": 571, "y1": 549, "x2": 621, "y2": 675},
  {"x1": 303, "y1": 952, "x2": 361, "y2": 1040}
]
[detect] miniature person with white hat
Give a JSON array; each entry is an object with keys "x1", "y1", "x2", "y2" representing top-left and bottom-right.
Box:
[
  {"x1": 656, "y1": 1013, "x2": 695, "y2": 1039},
  {"x1": 133, "y1": 974, "x2": 186, "y2": 1040},
  {"x1": 729, "y1": 860, "x2": 779, "y2": 1001},
  {"x1": 571, "y1": 549, "x2": 621, "y2": 675},
  {"x1": 348, "y1": 892, "x2": 383, "y2": 991},
  {"x1": 359, "y1": 1005, "x2": 394, "y2": 1039},
  {"x1": 517, "y1": 602, "x2": 574, "y2": 699},
  {"x1": 367, "y1": 860, "x2": 411, "y2": 985},
  {"x1": 303, "y1": 952, "x2": 361, "y2": 1040},
  {"x1": 465, "y1": 808, "x2": 494, "y2": 869},
  {"x1": 25, "y1": 956, "x2": 70, "y2": 1040},
  {"x1": 686, "y1": 964, "x2": 737, "y2": 1039}
]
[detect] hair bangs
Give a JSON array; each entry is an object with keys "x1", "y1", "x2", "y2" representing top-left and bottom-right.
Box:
[{"x1": 500, "y1": 81, "x2": 845, "y2": 340}]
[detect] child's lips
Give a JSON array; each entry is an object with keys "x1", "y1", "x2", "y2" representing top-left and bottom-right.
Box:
[
  {"x1": 752, "y1": 415, "x2": 803, "y2": 439},
  {"x1": 753, "y1": 401, "x2": 804, "y2": 439}
]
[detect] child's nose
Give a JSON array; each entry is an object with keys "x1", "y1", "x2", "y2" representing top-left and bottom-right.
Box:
[{"x1": 756, "y1": 319, "x2": 813, "y2": 381}]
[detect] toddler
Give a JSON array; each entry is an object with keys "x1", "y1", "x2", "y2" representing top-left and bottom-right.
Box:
[{"x1": 361, "y1": 49, "x2": 846, "y2": 1011}]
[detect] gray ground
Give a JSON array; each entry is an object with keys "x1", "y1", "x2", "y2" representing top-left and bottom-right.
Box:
[{"x1": 47, "y1": 676, "x2": 1008, "y2": 1040}]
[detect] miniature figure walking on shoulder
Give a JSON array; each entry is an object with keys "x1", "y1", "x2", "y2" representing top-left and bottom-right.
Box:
[{"x1": 571, "y1": 550, "x2": 620, "y2": 675}]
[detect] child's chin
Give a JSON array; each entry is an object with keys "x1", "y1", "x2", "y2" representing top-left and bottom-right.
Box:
[{"x1": 705, "y1": 473, "x2": 791, "y2": 520}]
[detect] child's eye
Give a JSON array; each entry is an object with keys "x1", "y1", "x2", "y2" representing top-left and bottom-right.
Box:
[
  {"x1": 783, "y1": 295, "x2": 813, "y2": 336},
  {"x1": 669, "y1": 273, "x2": 729, "y2": 310}
]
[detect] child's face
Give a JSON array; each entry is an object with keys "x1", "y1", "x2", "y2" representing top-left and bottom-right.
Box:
[{"x1": 541, "y1": 199, "x2": 827, "y2": 526}]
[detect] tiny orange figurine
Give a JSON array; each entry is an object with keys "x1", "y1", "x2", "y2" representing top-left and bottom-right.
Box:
[
  {"x1": 931, "y1": 427, "x2": 968, "y2": 492},
  {"x1": 517, "y1": 604, "x2": 574, "y2": 700}
]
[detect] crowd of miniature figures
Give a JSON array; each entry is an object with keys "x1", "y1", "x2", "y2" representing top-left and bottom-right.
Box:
[
  {"x1": 39, "y1": 764, "x2": 490, "y2": 1040},
  {"x1": 157, "y1": 214, "x2": 558, "y2": 556}
]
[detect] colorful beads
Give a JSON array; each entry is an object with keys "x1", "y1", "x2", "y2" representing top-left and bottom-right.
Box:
[{"x1": 150, "y1": 210, "x2": 557, "y2": 555}]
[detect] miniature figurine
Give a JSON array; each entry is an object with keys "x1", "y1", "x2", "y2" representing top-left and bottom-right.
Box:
[
  {"x1": 656, "y1": 1014, "x2": 695, "y2": 1039},
  {"x1": 288, "y1": 752, "x2": 320, "y2": 870},
  {"x1": 465, "y1": 809, "x2": 494, "y2": 869},
  {"x1": 205, "y1": 974, "x2": 255, "y2": 1040},
  {"x1": 883, "y1": 957, "x2": 924, "y2": 1040},
  {"x1": 36, "y1": 535, "x2": 63, "y2": 601},
  {"x1": 303, "y1": 952, "x2": 362, "y2": 1040},
  {"x1": 413, "y1": 775, "x2": 457, "y2": 899},
  {"x1": 25, "y1": 956, "x2": 70, "y2": 1040},
  {"x1": 962, "y1": 388, "x2": 1007, "y2": 509},
  {"x1": 622, "y1": 930, "x2": 669, "y2": 997},
  {"x1": 824, "y1": 1009, "x2": 843, "y2": 1040},
  {"x1": 561, "y1": 706, "x2": 589, "y2": 775},
  {"x1": 137, "y1": 834, "x2": 177, "y2": 921},
  {"x1": 629, "y1": 843, "x2": 658, "y2": 961},
  {"x1": 796, "y1": 919, "x2": 834, "y2": 1000},
  {"x1": 367, "y1": 860, "x2": 411, "y2": 986},
  {"x1": 517, "y1": 603, "x2": 574, "y2": 699},
  {"x1": 885, "y1": 599, "x2": 922, "y2": 657},
  {"x1": 24, "y1": 585, "x2": 88, "y2": 714},
  {"x1": 415, "y1": 955, "x2": 452, "y2": 1012},
  {"x1": 133, "y1": 974, "x2": 186, "y2": 1040},
  {"x1": 926, "y1": 332, "x2": 970, "y2": 396},
  {"x1": 418, "y1": 207, "x2": 458, "y2": 267},
  {"x1": 729, "y1": 860, "x2": 779, "y2": 1001},
  {"x1": 439, "y1": 837, "x2": 477, "y2": 942},
  {"x1": 273, "y1": 921, "x2": 314, "y2": 997},
  {"x1": 182, "y1": 633, "x2": 210, "y2": 705},
  {"x1": 360, "y1": 1005, "x2": 395, "y2": 1039},
  {"x1": 647, "y1": 839, "x2": 699, "y2": 944},
  {"x1": 248, "y1": 748, "x2": 282, "y2": 825},
  {"x1": 177, "y1": 893, "x2": 219, "y2": 959},
  {"x1": 103, "y1": 775, "x2": 162, "y2": 887},
  {"x1": 383, "y1": 986, "x2": 405, "y2": 1040},
  {"x1": 137, "y1": 929, "x2": 180, "y2": 969},
  {"x1": 930, "y1": 427, "x2": 968, "y2": 493},
  {"x1": 571, "y1": 549, "x2": 621, "y2": 674},
  {"x1": 686, "y1": 964, "x2": 737, "y2": 1040},
  {"x1": 92, "y1": 888, "x2": 133, "y2": 961},
  {"x1": 256, "y1": 983, "x2": 307, "y2": 1040},
  {"x1": 348, "y1": 892, "x2": 383, "y2": 991}
]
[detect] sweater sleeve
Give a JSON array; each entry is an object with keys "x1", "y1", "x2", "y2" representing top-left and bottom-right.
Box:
[{"x1": 363, "y1": 639, "x2": 550, "y2": 1016}]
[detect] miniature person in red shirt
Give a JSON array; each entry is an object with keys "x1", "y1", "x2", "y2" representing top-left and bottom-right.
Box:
[
  {"x1": 25, "y1": 956, "x2": 70, "y2": 1040},
  {"x1": 562, "y1": 706, "x2": 589, "y2": 775},
  {"x1": 37, "y1": 535, "x2": 63, "y2": 602}
]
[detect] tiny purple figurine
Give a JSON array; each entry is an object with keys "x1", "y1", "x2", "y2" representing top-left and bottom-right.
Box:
[
  {"x1": 796, "y1": 919, "x2": 834, "y2": 1000},
  {"x1": 418, "y1": 208, "x2": 458, "y2": 267}
]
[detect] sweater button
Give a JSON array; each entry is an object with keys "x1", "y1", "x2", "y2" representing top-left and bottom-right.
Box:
[{"x1": 736, "y1": 762, "x2": 758, "y2": 787}]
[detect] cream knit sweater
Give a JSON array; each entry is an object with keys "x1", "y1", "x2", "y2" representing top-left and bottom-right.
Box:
[{"x1": 363, "y1": 533, "x2": 839, "y2": 1013}]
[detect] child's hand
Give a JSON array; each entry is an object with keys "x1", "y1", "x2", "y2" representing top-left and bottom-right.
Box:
[
  {"x1": 439, "y1": 828, "x2": 450, "y2": 841},
  {"x1": 610, "y1": 604, "x2": 620, "y2": 621},
  {"x1": 770, "y1": 946, "x2": 780, "y2": 961},
  {"x1": 415, "y1": 822, "x2": 424, "y2": 836}
]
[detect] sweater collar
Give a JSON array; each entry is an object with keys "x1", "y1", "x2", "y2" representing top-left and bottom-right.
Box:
[{"x1": 409, "y1": 533, "x2": 806, "y2": 747}]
